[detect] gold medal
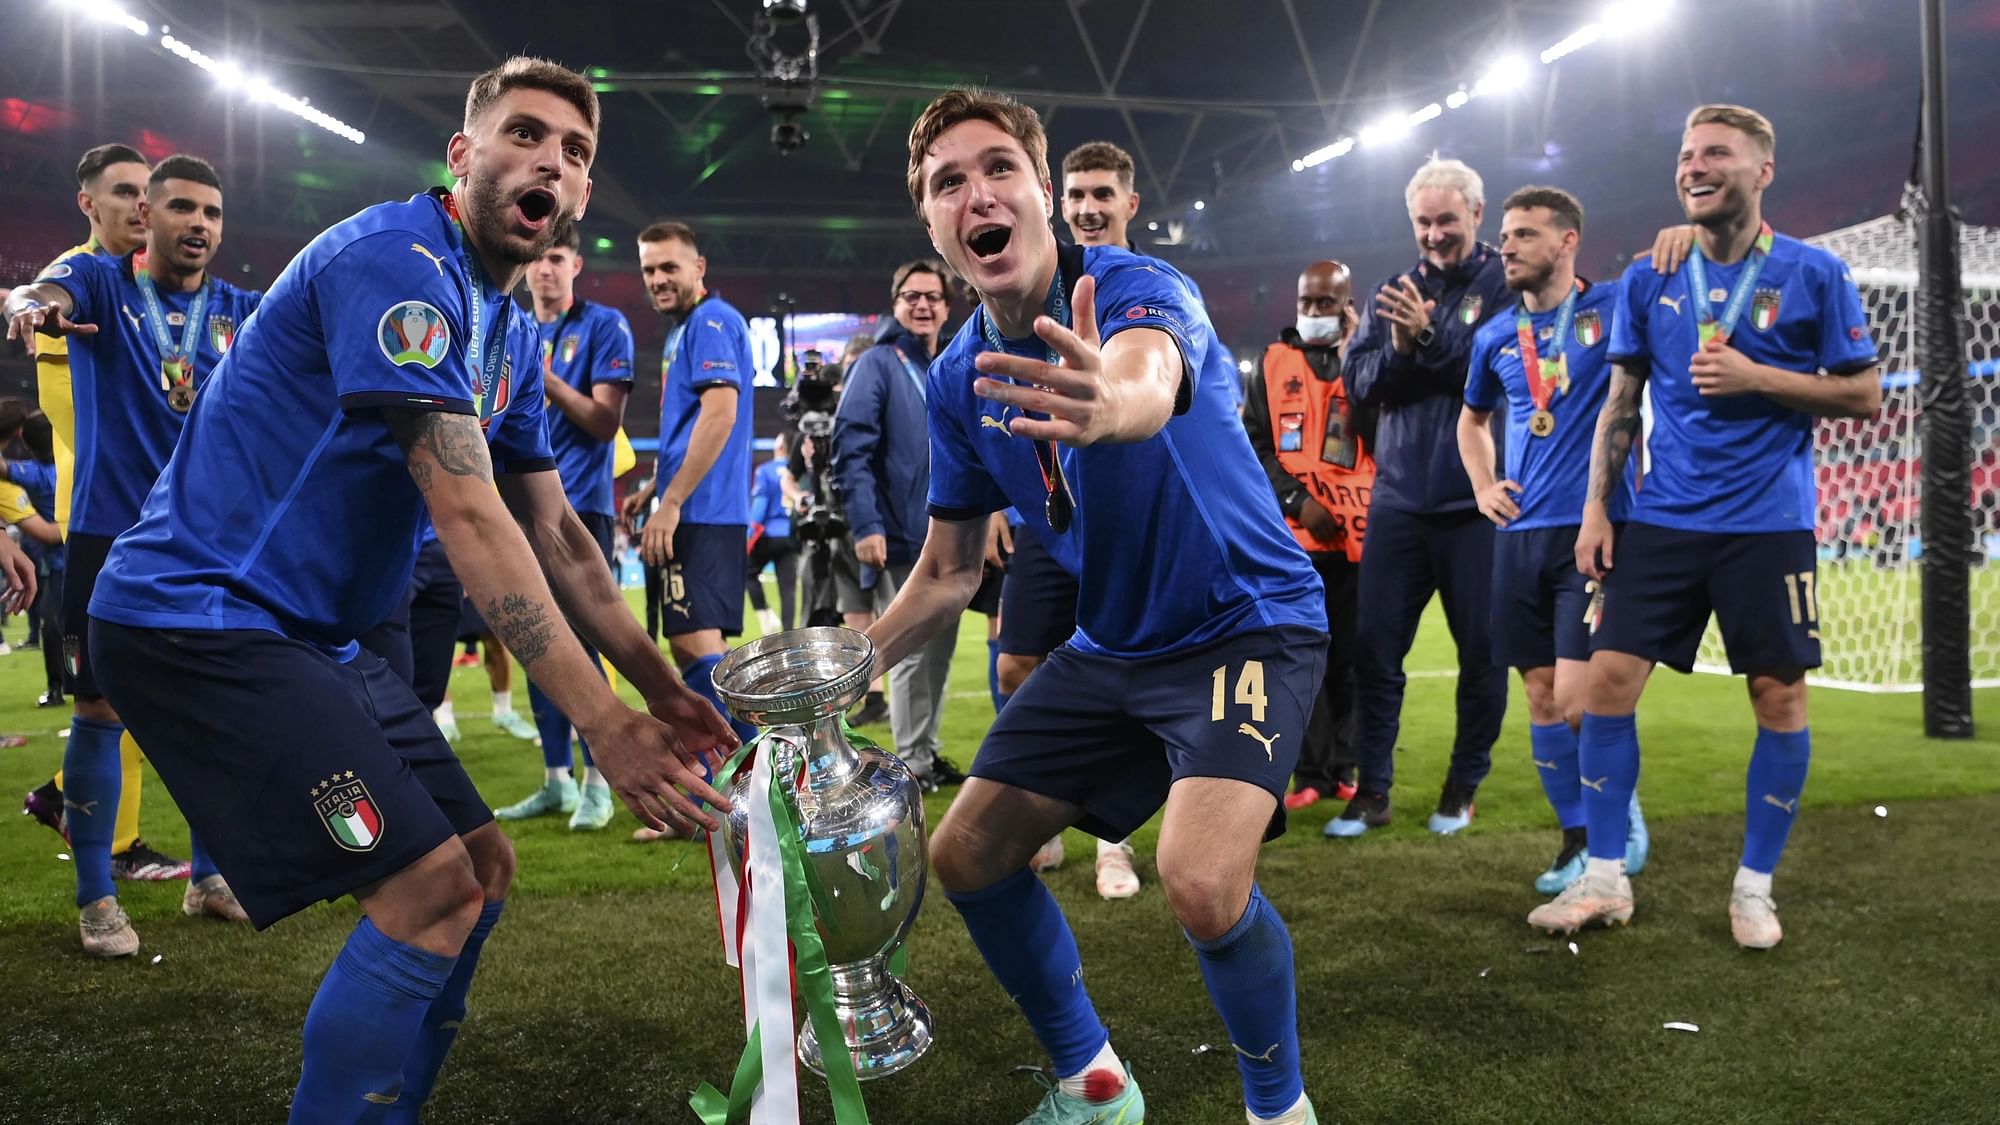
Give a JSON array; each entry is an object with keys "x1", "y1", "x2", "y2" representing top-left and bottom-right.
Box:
[
  {"x1": 168, "y1": 380, "x2": 194, "y2": 413},
  {"x1": 1528, "y1": 408, "x2": 1555, "y2": 438}
]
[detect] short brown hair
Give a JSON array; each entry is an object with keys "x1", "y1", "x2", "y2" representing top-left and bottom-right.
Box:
[
  {"x1": 637, "y1": 220, "x2": 699, "y2": 255},
  {"x1": 1685, "y1": 104, "x2": 1775, "y2": 157},
  {"x1": 1500, "y1": 185, "x2": 1584, "y2": 234},
  {"x1": 906, "y1": 88, "x2": 1050, "y2": 214},
  {"x1": 890, "y1": 259, "x2": 951, "y2": 303},
  {"x1": 465, "y1": 56, "x2": 600, "y2": 139},
  {"x1": 1061, "y1": 141, "x2": 1135, "y2": 192},
  {"x1": 76, "y1": 143, "x2": 146, "y2": 188}
]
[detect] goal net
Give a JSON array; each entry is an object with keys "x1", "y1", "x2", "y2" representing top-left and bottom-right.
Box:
[{"x1": 1692, "y1": 214, "x2": 2000, "y2": 691}]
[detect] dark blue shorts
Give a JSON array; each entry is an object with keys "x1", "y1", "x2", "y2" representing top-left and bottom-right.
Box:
[
  {"x1": 579, "y1": 510, "x2": 619, "y2": 570},
  {"x1": 1590, "y1": 522, "x2": 1821, "y2": 674},
  {"x1": 87, "y1": 619, "x2": 492, "y2": 929},
  {"x1": 973, "y1": 625, "x2": 1328, "y2": 842},
  {"x1": 663, "y1": 522, "x2": 747, "y2": 639},
  {"x1": 61, "y1": 533, "x2": 115, "y2": 698},
  {"x1": 998, "y1": 521, "x2": 1079, "y2": 657},
  {"x1": 1491, "y1": 524, "x2": 1596, "y2": 669}
]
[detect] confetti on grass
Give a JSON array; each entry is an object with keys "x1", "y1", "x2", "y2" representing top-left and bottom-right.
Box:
[
  {"x1": 1663, "y1": 1022, "x2": 1700, "y2": 1033},
  {"x1": 150, "y1": 955, "x2": 163, "y2": 965},
  {"x1": 56, "y1": 852, "x2": 69, "y2": 861}
]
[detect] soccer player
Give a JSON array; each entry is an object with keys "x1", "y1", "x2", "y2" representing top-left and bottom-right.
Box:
[
  {"x1": 493, "y1": 222, "x2": 638, "y2": 831},
  {"x1": 634, "y1": 220, "x2": 759, "y2": 746},
  {"x1": 1014, "y1": 139, "x2": 1151, "y2": 897},
  {"x1": 1529, "y1": 105, "x2": 1881, "y2": 948},
  {"x1": 1330, "y1": 158, "x2": 1511, "y2": 840},
  {"x1": 745, "y1": 430, "x2": 799, "y2": 634},
  {"x1": 877, "y1": 88, "x2": 1328, "y2": 1125},
  {"x1": 3, "y1": 411, "x2": 67, "y2": 708},
  {"x1": 6, "y1": 153, "x2": 261, "y2": 955},
  {"x1": 66, "y1": 58, "x2": 731, "y2": 1117},
  {"x1": 1242, "y1": 260, "x2": 1372, "y2": 812},
  {"x1": 1459, "y1": 186, "x2": 1647, "y2": 896},
  {"x1": 19, "y1": 143, "x2": 192, "y2": 884}
]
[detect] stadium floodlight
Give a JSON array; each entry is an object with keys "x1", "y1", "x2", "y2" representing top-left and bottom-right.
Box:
[
  {"x1": 1360, "y1": 115, "x2": 1412, "y2": 146},
  {"x1": 80, "y1": 1, "x2": 148, "y2": 37},
  {"x1": 1192, "y1": 199, "x2": 1206, "y2": 211},
  {"x1": 1602, "y1": 0, "x2": 1673, "y2": 35},
  {"x1": 1407, "y1": 102, "x2": 1444, "y2": 126},
  {"x1": 1540, "y1": 24, "x2": 1604, "y2": 64},
  {"x1": 1445, "y1": 89, "x2": 1471, "y2": 110},
  {"x1": 1472, "y1": 57, "x2": 1532, "y2": 98},
  {"x1": 159, "y1": 32, "x2": 364, "y2": 143},
  {"x1": 1293, "y1": 137, "x2": 1356, "y2": 171}
]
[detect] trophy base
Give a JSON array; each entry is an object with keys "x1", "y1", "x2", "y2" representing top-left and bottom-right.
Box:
[{"x1": 797, "y1": 978, "x2": 934, "y2": 1081}]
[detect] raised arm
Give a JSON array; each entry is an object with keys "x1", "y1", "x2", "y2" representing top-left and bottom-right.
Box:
[{"x1": 3, "y1": 283, "x2": 89, "y2": 356}]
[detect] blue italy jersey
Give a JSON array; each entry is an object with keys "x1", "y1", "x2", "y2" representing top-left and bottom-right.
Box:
[
  {"x1": 927, "y1": 244, "x2": 1323, "y2": 658},
  {"x1": 536, "y1": 298, "x2": 634, "y2": 517},
  {"x1": 34, "y1": 251, "x2": 262, "y2": 537},
  {"x1": 6, "y1": 460, "x2": 62, "y2": 571},
  {"x1": 656, "y1": 293, "x2": 754, "y2": 525},
  {"x1": 1608, "y1": 233, "x2": 1877, "y2": 533},
  {"x1": 751, "y1": 459, "x2": 791, "y2": 538},
  {"x1": 1464, "y1": 278, "x2": 1633, "y2": 530},
  {"x1": 92, "y1": 190, "x2": 554, "y2": 660}
]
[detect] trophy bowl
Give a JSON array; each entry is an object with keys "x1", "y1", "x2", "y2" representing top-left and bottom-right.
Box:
[{"x1": 712, "y1": 627, "x2": 934, "y2": 1081}]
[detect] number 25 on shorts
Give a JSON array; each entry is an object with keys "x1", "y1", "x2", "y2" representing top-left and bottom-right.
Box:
[{"x1": 1210, "y1": 660, "x2": 1268, "y2": 723}]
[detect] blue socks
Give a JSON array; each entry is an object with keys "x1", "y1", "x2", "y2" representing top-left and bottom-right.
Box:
[
  {"x1": 946, "y1": 867, "x2": 1107, "y2": 1076},
  {"x1": 1187, "y1": 885, "x2": 1303, "y2": 1118},
  {"x1": 987, "y1": 639, "x2": 1007, "y2": 713},
  {"x1": 293, "y1": 917, "x2": 457, "y2": 1125},
  {"x1": 189, "y1": 831, "x2": 220, "y2": 884},
  {"x1": 1530, "y1": 721, "x2": 1584, "y2": 830},
  {"x1": 384, "y1": 900, "x2": 504, "y2": 1123},
  {"x1": 685, "y1": 652, "x2": 757, "y2": 744},
  {"x1": 64, "y1": 716, "x2": 124, "y2": 906},
  {"x1": 1743, "y1": 726, "x2": 1810, "y2": 873},
  {"x1": 1578, "y1": 711, "x2": 1641, "y2": 863},
  {"x1": 528, "y1": 680, "x2": 592, "y2": 770}
]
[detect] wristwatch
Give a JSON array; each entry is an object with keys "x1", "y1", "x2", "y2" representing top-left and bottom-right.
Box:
[{"x1": 1415, "y1": 325, "x2": 1436, "y2": 349}]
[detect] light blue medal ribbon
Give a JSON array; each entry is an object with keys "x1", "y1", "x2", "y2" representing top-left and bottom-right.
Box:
[
  {"x1": 892, "y1": 343, "x2": 927, "y2": 401},
  {"x1": 1686, "y1": 221, "x2": 1774, "y2": 348},
  {"x1": 133, "y1": 261, "x2": 209, "y2": 411},
  {"x1": 440, "y1": 217, "x2": 509, "y2": 420},
  {"x1": 977, "y1": 266, "x2": 1076, "y2": 532}
]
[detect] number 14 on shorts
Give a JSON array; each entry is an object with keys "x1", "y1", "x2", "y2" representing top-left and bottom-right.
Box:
[{"x1": 1211, "y1": 660, "x2": 1284, "y2": 761}]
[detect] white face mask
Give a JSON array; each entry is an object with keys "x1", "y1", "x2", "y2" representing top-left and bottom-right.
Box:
[{"x1": 1296, "y1": 313, "x2": 1345, "y2": 344}]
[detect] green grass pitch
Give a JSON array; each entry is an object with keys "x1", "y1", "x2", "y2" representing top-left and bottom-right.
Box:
[{"x1": 1, "y1": 594, "x2": 1997, "y2": 1123}]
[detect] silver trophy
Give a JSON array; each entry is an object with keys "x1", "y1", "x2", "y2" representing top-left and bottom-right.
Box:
[{"x1": 712, "y1": 627, "x2": 934, "y2": 1080}]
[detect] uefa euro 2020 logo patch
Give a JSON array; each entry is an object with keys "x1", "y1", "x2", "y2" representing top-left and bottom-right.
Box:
[
  {"x1": 378, "y1": 301, "x2": 450, "y2": 369},
  {"x1": 314, "y1": 773, "x2": 383, "y2": 852}
]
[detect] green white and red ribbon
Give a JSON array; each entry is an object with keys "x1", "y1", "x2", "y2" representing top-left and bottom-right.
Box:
[{"x1": 692, "y1": 735, "x2": 872, "y2": 1125}]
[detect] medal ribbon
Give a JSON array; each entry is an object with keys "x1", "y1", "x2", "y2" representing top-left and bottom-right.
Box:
[
  {"x1": 1514, "y1": 279, "x2": 1581, "y2": 414},
  {"x1": 892, "y1": 342, "x2": 927, "y2": 401},
  {"x1": 978, "y1": 261, "x2": 1077, "y2": 532},
  {"x1": 435, "y1": 191, "x2": 511, "y2": 418},
  {"x1": 131, "y1": 248, "x2": 210, "y2": 398},
  {"x1": 1686, "y1": 221, "x2": 1774, "y2": 347}
]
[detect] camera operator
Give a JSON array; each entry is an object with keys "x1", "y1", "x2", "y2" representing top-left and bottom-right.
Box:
[{"x1": 830, "y1": 259, "x2": 965, "y2": 790}]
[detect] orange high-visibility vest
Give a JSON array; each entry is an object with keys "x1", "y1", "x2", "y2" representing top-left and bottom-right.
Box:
[{"x1": 1261, "y1": 342, "x2": 1375, "y2": 563}]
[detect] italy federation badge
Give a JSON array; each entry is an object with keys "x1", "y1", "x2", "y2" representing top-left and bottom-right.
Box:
[
  {"x1": 1751, "y1": 288, "x2": 1782, "y2": 332},
  {"x1": 315, "y1": 776, "x2": 383, "y2": 852}
]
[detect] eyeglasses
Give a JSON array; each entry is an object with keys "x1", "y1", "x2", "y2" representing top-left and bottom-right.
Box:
[{"x1": 896, "y1": 290, "x2": 947, "y2": 306}]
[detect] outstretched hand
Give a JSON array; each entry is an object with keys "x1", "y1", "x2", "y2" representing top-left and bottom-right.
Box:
[{"x1": 971, "y1": 274, "x2": 1116, "y2": 446}]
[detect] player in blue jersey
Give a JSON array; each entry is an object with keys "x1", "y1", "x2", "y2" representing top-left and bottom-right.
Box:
[
  {"x1": 1528, "y1": 105, "x2": 1881, "y2": 949},
  {"x1": 74, "y1": 59, "x2": 731, "y2": 1119},
  {"x1": 633, "y1": 220, "x2": 759, "y2": 748},
  {"x1": 745, "y1": 431, "x2": 799, "y2": 634},
  {"x1": 493, "y1": 222, "x2": 638, "y2": 831},
  {"x1": 6, "y1": 153, "x2": 261, "y2": 956},
  {"x1": 1460, "y1": 186, "x2": 1648, "y2": 897},
  {"x1": 874, "y1": 89, "x2": 1328, "y2": 1125},
  {"x1": 0, "y1": 409, "x2": 67, "y2": 706}
]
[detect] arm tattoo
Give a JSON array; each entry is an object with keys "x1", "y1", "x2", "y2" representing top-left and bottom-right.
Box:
[
  {"x1": 482, "y1": 592, "x2": 557, "y2": 665},
  {"x1": 1588, "y1": 366, "x2": 1647, "y2": 505},
  {"x1": 383, "y1": 409, "x2": 492, "y2": 494}
]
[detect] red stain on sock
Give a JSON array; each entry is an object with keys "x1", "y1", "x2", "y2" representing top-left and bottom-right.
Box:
[{"x1": 1080, "y1": 1068, "x2": 1126, "y2": 1103}]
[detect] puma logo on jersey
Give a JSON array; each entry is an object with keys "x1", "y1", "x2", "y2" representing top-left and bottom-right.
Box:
[
  {"x1": 1580, "y1": 775, "x2": 1608, "y2": 793},
  {"x1": 63, "y1": 797, "x2": 100, "y2": 816},
  {"x1": 410, "y1": 243, "x2": 448, "y2": 276},
  {"x1": 1657, "y1": 294, "x2": 1686, "y2": 315},
  {"x1": 1237, "y1": 723, "x2": 1280, "y2": 760},
  {"x1": 121, "y1": 304, "x2": 142, "y2": 332},
  {"x1": 980, "y1": 415, "x2": 1010, "y2": 434},
  {"x1": 1233, "y1": 1041, "x2": 1280, "y2": 1063},
  {"x1": 1761, "y1": 794, "x2": 1797, "y2": 814}
]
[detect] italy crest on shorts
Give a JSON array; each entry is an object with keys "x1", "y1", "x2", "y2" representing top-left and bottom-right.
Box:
[
  {"x1": 1751, "y1": 288, "x2": 1782, "y2": 332},
  {"x1": 208, "y1": 314, "x2": 235, "y2": 353},
  {"x1": 315, "y1": 777, "x2": 383, "y2": 852},
  {"x1": 1457, "y1": 293, "x2": 1483, "y2": 325},
  {"x1": 1574, "y1": 309, "x2": 1603, "y2": 348}
]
